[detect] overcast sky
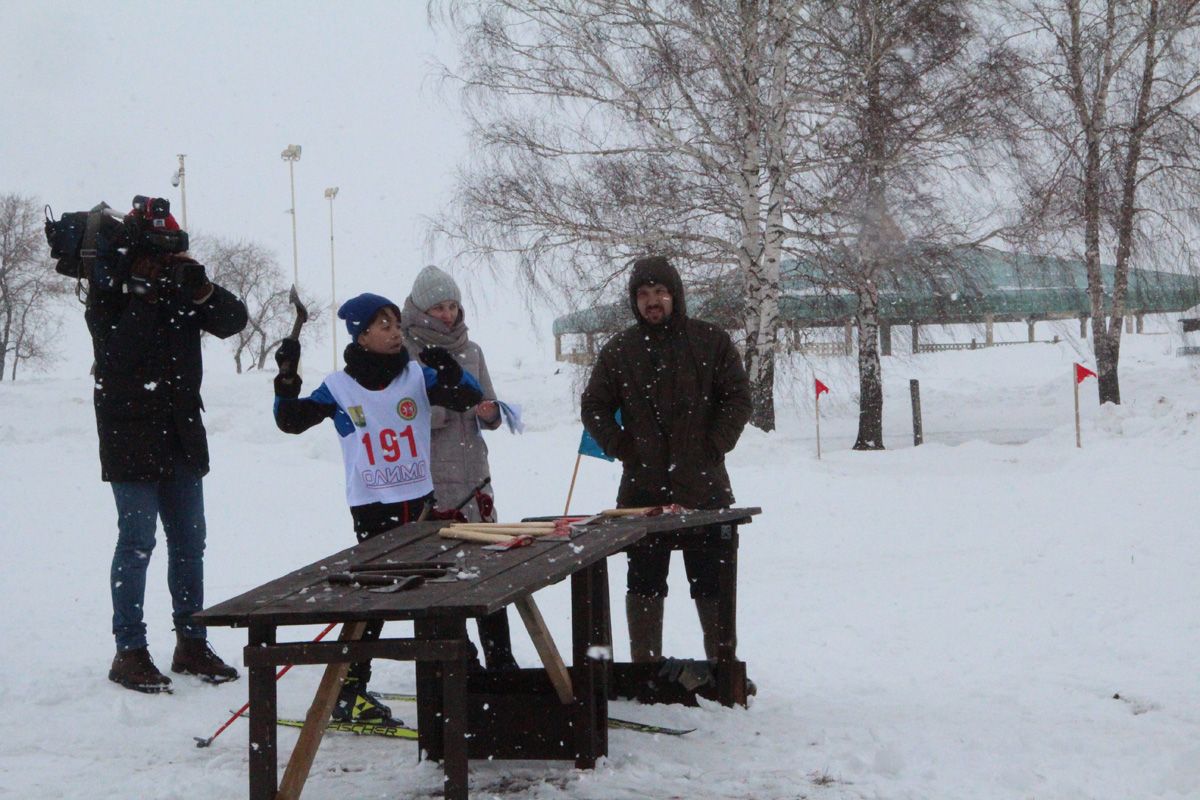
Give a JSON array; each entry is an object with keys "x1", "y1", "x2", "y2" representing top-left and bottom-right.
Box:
[{"x1": 1, "y1": 1, "x2": 548, "y2": 374}]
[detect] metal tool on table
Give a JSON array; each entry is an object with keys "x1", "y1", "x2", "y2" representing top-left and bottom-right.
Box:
[{"x1": 327, "y1": 561, "x2": 461, "y2": 592}]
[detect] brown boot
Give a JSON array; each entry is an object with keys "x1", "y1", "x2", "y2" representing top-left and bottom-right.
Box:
[
  {"x1": 171, "y1": 635, "x2": 240, "y2": 684},
  {"x1": 109, "y1": 648, "x2": 173, "y2": 694},
  {"x1": 694, "y1": 596, "x2": 724, "y2": 660},
  {"x1": 626, "y1": 593, "x2": 664, "y2": 662},
  {"x1": 694, "y1": 596, "x2": 755, "y2": 696}
]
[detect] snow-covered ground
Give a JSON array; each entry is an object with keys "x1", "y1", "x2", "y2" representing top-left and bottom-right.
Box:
[{"x1": 1, "y1": 317, "x2": 1198, "y2": 799}]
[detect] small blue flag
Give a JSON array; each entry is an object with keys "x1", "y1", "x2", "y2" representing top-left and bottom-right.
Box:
[{"x1": 578, "y1": 410, "x2": 622, "y2": 462}]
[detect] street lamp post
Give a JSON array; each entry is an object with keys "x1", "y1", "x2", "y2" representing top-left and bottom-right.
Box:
[
  {"x1": 280, "y1": 144, "x2": 302, "y2": 286},
  {"x1": 171, "y1": 154, "x2": 188, "y2": 230},
  {"x1": 325, "y1": 186, "x2": 339, "y2": 371}
]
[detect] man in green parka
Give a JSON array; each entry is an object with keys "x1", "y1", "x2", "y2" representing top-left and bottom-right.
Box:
[{"x1": 581, "y1": 255, "x2": 752, "y2": 664}]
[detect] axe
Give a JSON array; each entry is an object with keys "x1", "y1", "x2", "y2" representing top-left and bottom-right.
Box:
[
  {"x1": 288, "y1": 284, "x2": 309, "y2": 339},
  {"x1": 275, "y1": 285, "x2": 309, "y2": 375}
]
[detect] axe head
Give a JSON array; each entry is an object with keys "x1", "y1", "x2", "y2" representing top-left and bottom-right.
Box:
[{"x1": 288, "y1": 285, "x2": 309, "y2": 340}]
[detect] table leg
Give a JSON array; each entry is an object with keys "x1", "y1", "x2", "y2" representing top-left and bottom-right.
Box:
[
  {"x1": 415, "y1": 619, "x2": 444, "y2": 762},
  {"x1": 571, "y1": 562, "x2": 606, "y2": 768},
  {"x1": 247, "y1": 623, "x2": 277, "y2": 800},
  {"x1": 442, "y1": 648, "x2": 469, "y2": 800},
  {"x1": 715, "y1": 523, "x2": 747, "y2": 707}
]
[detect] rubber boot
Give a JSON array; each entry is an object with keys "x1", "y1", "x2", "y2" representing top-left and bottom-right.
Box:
[
  {"x1": 478, "y1": 610, "x2": 519, "y2": 671},
  {"x1": 694, "y1": 596, "x2": 755, "y2": 696},
  {"x1": 626, "y1": 593, "x2": 664, "y2": 662},
  {"x1": 694, "y1": 596, "x2": 725, "y2": 660}
]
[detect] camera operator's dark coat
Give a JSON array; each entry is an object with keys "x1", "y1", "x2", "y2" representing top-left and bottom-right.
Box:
[
  {"x1": 85, "y1": 285, "x2": 248, "y2": 482},
  {"x1": 580, "y1": 257, "x2": 752, "y2": 510}
]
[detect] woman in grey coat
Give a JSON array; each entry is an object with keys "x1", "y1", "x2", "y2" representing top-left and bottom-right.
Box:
[{"x1": 403, "y1": 264, "x2": 516, "y2": 670}]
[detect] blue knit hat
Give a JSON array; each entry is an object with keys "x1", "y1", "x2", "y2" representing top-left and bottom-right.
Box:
[{"x1": 338, "y1": 292, "x2": 400, "y2": 340}]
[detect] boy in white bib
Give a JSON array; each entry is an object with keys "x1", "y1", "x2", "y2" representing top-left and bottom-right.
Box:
[{"x1": 272, "y1": 292, "x2": 482, "y2": 724}]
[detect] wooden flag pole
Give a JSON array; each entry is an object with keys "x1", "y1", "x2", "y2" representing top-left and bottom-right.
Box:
[
  {"x1": 1073, "y1": 365, "x2": 1082, "y2": 449},
  {"x1": 563, "y1": 452, "x2": 582, "y2": 516}
]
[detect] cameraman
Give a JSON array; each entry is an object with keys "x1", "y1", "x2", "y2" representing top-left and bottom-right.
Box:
[{"x1": 84, "y1": 199, "x2": 248, "y2": 693}]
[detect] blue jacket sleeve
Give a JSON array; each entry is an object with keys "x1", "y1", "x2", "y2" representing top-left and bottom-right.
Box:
[{"x1": 274, "y1": 380, "x2": 354, "y2": 436}]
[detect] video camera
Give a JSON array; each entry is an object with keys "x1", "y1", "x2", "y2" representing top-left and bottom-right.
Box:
[{"x1": 45, "y1": 195, "x2": 190, "y2": 291}]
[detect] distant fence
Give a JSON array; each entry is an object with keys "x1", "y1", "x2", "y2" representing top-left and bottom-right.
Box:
[
  {"x1": 916, "y1": 340, "x2": 1047, "y2": 353},
  {"x1": 794, "y1": 341, "x2": 852, "y2": 357}
]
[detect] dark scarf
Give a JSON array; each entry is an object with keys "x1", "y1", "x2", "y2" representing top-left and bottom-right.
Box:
[{"x1": 343, "y1": 343, "x2": 410, "y2": 390}]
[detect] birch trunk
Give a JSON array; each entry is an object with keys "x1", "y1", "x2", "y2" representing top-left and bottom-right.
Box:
[{"x1": 853, "y1": 279, "x2": 884, "y2": 450}]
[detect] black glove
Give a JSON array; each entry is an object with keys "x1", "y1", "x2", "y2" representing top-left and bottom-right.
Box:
[
  {"x1": 611, "y1": 432, "x2": 639, "y2": 464},
  {"x1": 275, "y1": 337, "x2": 301, "y2": 375},
  {"x1": 167, "y1": 258, "x2": 212, "y2": 302},
  {"x1": 657, "y1": 657, "x2": 714, "y2": 691},
  {"x1": 127, "y1": 254, "x2": 162, "y2": 302},
  {"x1": 420, "y1": 346, "x2": 463, "y2": 385},
  {"x1": 274, "y1": 372, "x2": 302, "y2": 399}
]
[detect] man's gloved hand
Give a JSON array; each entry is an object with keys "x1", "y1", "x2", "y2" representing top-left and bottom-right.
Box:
[
  {"x1": 166, "y1": 256, "x2": 212, "y2": 303},
  {"x1": 127, "y1": 254, "x2": 162, "y2": 302},
  {"x1": 611, "y1": 432, "x2": 639, "y2": 465},
  {"x1": 275, "y1": 337, "x2": 301, "y2": 378},
  {"x1": 420, "y1": 346, "x2": 463, "y2": 385}
]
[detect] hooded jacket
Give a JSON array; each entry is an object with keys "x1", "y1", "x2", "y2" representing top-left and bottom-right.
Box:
[{"x1": 580, "y1": 257, "x2": 752, "y2": 509}]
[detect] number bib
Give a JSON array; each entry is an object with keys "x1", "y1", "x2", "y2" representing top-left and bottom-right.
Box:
[{"x1": 323, "y1": 367, "x2": 434, "y2": 507}]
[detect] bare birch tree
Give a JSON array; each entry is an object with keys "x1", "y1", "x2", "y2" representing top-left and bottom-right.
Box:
[
  {"x1": 194, "y1": 236, "x2": 321, "y2": 373},
  {"x1": 791, "y1": 0, "x2": 1021, "y2": 449},
  {"x1": 1005, "y1": 0, "x2": 1200, "y2": 404},
  {"x1": 432, "y1": 0, "x2": 822, "y2": 430},
  {"x1": 0, "y1": 194, "x2": 65, "y2": 380}
]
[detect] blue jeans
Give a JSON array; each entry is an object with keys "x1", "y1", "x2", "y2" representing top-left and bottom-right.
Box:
[{"x1": 110, "y1": 462, "x2": 207, "y2": 651}]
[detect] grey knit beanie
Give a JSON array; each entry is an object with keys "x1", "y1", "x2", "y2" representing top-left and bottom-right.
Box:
[{"x1": 409, "y1": 265, "x2": 461, "y2": 311}]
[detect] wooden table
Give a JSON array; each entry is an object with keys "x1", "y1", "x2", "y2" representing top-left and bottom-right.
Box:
[{"x1": 195, "y1": 507, "x2": 757, "y2": 799}]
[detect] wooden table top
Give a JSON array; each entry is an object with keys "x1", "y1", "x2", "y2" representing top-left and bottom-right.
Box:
[{"x1": 196, "y1": 508, "x2": 757, "y2": 628}]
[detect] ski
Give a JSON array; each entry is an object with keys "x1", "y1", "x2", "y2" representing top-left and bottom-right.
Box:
[
  {"x1": 375, "y1": 692, "x2": 695, "y2": 737},
  {"x1": 606, "y1": 717, "x2": 694, "y2": 736},
  {"x1": 274, "y1": 716, "x2": 419, "y2": 740}
]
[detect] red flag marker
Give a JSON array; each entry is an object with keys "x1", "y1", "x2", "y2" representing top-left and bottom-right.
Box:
[
  {"x1": 814, "y1": 377, "x2": 829, "y2": 459},
  {"x1": 1072, "y1": 363, "x2": 1096, "y2": 448}
]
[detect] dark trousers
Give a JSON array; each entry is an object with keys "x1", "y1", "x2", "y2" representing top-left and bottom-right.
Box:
[{"x1": 626, "y1": 545, "x2": 721, "y2": 600}]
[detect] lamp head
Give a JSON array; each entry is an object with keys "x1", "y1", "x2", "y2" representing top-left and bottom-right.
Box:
[{"x1": 281, "y1": 144, "x2": 302, "y2": 161}]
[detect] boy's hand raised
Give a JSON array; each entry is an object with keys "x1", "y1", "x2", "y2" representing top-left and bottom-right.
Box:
[
  {"x1": 420, "y1": 347, "x2": 463, "y2": 385},
  {"x1": 275, "y1": 337, "x2": 301, "y2": 373}
]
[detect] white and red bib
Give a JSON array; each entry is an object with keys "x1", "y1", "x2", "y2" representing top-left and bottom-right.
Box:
[{"x1": 322, "y1": 367, "x2": 434, "y2": 507}]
